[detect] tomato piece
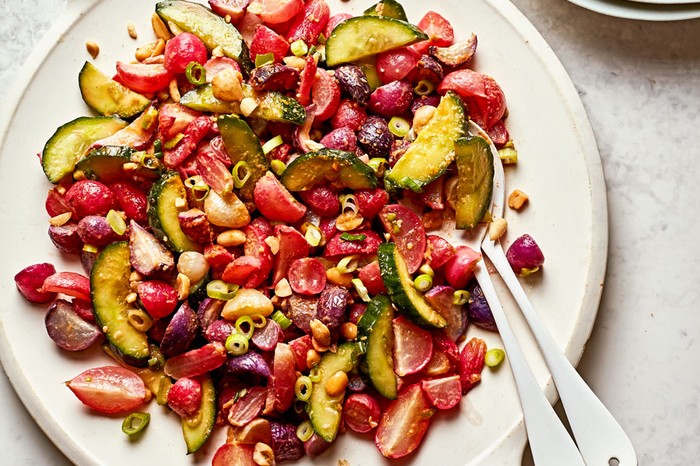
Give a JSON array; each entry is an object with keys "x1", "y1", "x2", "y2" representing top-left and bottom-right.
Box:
[
  {"x1": 248, "y1": 0, "x2": 304, "y2": 25},
  {"x1": 110, "y1": 181, "x2": 148, "y2": 223},
  {"x1": 249, "y1": 24, "x2": 290, "y2": 62},
  {"x1": 15, "y1": 263, "x2": 57, "y2": 303},
  {"x1": 208, "y1": 0, "x2": 250, "y2": 24},
  {"x1": 411, "y1": 11, "x2": 454, "y2": 55},
  {"x1": 66, "y1": 366, "x2": 146, "y2": 414},
  {"x1": 137, "y1": 280, "x2": 178, "y2": 319},
  {"x1": 438, "y1": 69, "x2": 506, "y2": 129},
  {"x1": 272, "y1": 225, "x2": 309, "y2": 285},
  {"x1": 323, "y1": 229, "x2": 382, "y2": 257},
  {"x1": 212, "y1": 443, "x2": 257, "y2": 466},
  {"x1": 392, "y1": 316, "x2": 433, "y2": 376},
  {"x1": 344, "y1": 393, "x2": 381, "y2": 433},
  {"x1": 376, "y1": 46, "x2": 421, "y2": 84},
  {"x1": 378, "y1": 204, "x2": 427, "y2": 274},
  {"x1": 253, "y1": 172, "x2": 307, "y2": 223},
  {"x1": 270, "y1": 343, "x2": 297, "y2": 413},
  {"x1": 443, "y1": 245, "x2": 481, "y2": 289},
  {"x1": 286, "y1": 0, "x2": 330, "y2": 45},
  {"x1": 222, "y1": 255, "x2": 263, "y2": 286},
  {"x1": 287, "y1": 257, "x2": 327, "y2": 295},
  {"x1": 459, "y1": 337, "x2": 487, "y2": 394},
  {"x1": 375, "y1": 384, "x2": 435, "y2": 458},
  {"x1": 228, "y1": 385, "x2": 267, "y2": 426},
  {"x1": 115, "y1": 62, "x2": 172, "y2": 94},
  {"x1": 163, "y1": 32, "x2": 208, "y2": 75},
  {"x1": 41, "y1": 271, "x2": 90, "y2": 301},
  {"x1": 421, "y1": 374, "x2": 462, "y2": 410},
  {"x1": 296, "y1": 55, "x2": 317, "y2": 106},
  {"x1": 311, "y1": 68, "x2": 341, "y2": 121}
]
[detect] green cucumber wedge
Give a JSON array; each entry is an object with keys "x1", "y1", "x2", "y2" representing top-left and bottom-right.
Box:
[
  {"x1": 357, "y1": 295, "x2": 398, "y2": 399},
  {"x1": 41, "y1": 116, "x2": 127, "y2": 183},
  {"x1": 75, "y1": 145, "x2": 161, "y2": 183},
  {"x1": 182, "y1": 374, "x2": 216, "y2": 453},
  {"x1": 156, "y1": 0, "x2": 253, "y2": 74},
  {"x1": 454, "y1": 136, "x2": 494, "y2": 230},
  {"x1": 308, "y1": 342, "x2": 364, "y2": 442},
  {"x1": 91, "y1": 242, "x2": 150, "y2": 366},
  {"x1": 364, "y1": 0, "x2": 408, "y2": 21},
  {"x1": 280, "y1": 148, "x2": 377, "y2": 191},
  {"x1": 377, "y1": 243, "x2": 447, "y2": 328},
  {"x1": 385, "y1": 91, "x2": 466, "y2": 192},
  {"x1": 180, "y1": 84, "x2": 241, "y2": 114},
  {"x1": 147, "y1": 171, "x2": 202, "y2": 253},
  {"x1": 325, "y1": 16, "x2": 427, "y2": 67},
  {"x1": 79, "y1": 62, "x2": 150, "y2": 118},
  {"x1": 252, "y1": 91, "x2": 306, "y2": 125},
  {"x1": 217, "y1": 114, "x2": 268, "y2": 201}
]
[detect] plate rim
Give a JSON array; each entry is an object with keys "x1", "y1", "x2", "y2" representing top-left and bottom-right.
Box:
[{"x1": 563, "y1": 0, "x2": 700, "y2": 21}]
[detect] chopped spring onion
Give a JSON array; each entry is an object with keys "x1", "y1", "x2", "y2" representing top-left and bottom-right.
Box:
[
  {"x1": 232, "y1": 161, "x2": 251, "y2": 188},
  {"x1": 336, "y1": 255, "x2": 360, "y2": 274},
  {"x1": 385, "y1": 212, "x2": 396, "y2": 221},
  {"x1": 270, "y1": 159, "x2": 286, "y2": 176},
  {"x1": 184, "y1": 175, "x2": 210, "y2": 200},
  {"x1": 235, "y1": 315, "x2": 255, "y2": 340},
  {"x1": 163, "y1": 133, "x2": 184, "y2": 149},
  {"x1": 519, "y1": 266, "x2": 540, "y2": 277},
  {"x1": 296, "y1": 420, "x2": 314, "y2": 442},
  {"x1": 400, "y1": 176, "x2": 424, "y2": 193},
  {"x1": 453, "y1": 289, "x2": 470, "y2": 305},
  {"x1": 262, "y1": 135, "x2": 284, "y2": 155},
  {"x1": 499, "y1": 147, "x2": 518, "y2": 165},
  {"x1": 153, "y1": 139, "x2": 163, "y2": 157},
  {"x1": 388, "y1": 116, "x2": 411, "y2": 137},
  {"x1": 308, "y1": 366, "x2": 322, "y2": 382},
  {"x1": 127, "y1": 308, "x2": 154, "y2": 332},
  {"x1": 414, "y1": 79, "x2": 435, "y2": 96},
  {"x1": 290, "y1": 39, "x2": 308, "y2": 57},
  {"x1": 304, "y1": 223, "x2": 323, "y2": 247},
  {"x1": 340, "y1": 232, "x2": 366, "y2": 242},
  {"x1": 122, "y1": 412, "x2": 150, "y2": 436},
  {"x1": 367, "y1": 157, "x2": 387, "y2": 177},
  {"x1": 251, "y1": 314, "x2": 267, "y2": 328},
  {"x1": 255, "y1": 52, "x2": 274, "y2": 68},
  {"x1": 225, "y1": 333, "x2": 249, "y2": 355},
  {"x1": 352, "y1": 278, "x2": 371, "y2": 302},
  {"x1": 413, "y1": 274, "x2": 433, "y2": 292},
  {"x1": 106, "y1": 210, "x2": 127, "y2": 236},
  {"x1": 206, "y1": 280, "x2": 239, "y2": 300},
  {"x1": 339, "y1": 193, "x2": 358, "y2": 214},
  {"x1": 418, "y1": 263, "x2": 435, "y2": 277},
  {"x1": 185, "y1": 62, "x2": 206, "y2": 86},
  {"x1": 270, "y1": 310, "x2": 293, "y2": 330},
  {"x1": 294, "y1": 376, "x2": 313, "y2": 402},
  {"x1": 485, "y1": 348, "x2": 506, "y2": 367},
  {"x1": 139, "y1": 152, "x2": 159, "y2": 170}
]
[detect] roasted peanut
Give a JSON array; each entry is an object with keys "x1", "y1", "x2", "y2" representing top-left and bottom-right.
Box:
[
  {"x1": 508, "y1": 189, "x2": 529, "y2": 210},
  {"x1": 325, "y1": 371, "x2": 349, "y2": 397}
]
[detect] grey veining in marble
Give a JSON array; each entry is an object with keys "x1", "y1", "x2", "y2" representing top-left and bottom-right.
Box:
[{"x1": 1, "y1": 0, "x2": 700, "y2": 465}]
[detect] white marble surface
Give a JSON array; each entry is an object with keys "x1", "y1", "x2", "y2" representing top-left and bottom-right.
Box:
[{"x1": 1, "y1": 0, "x2": 699, "y2": 465}]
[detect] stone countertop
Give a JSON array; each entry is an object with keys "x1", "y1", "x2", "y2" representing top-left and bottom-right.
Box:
[{"x1": 1, "y1": 0, "x2": 698, "y2": 464}]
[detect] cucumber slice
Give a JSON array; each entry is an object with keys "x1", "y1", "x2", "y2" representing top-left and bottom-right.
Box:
[
  {"x1": 182, "y1": 374, "x2": 216, "y2": 453},
  {"x1": 385, "y1": 91, "x2": 466, "y2": 192},
  {"x1": 156, "y1": 0, "x2": 253, "y2": 74},
  {"x1": 454, "y1": 136, "x2": 494, "y2": 230},
  {"x1": 180, "y1": 84, "x2": 241, "y2": 114},
  {"x1": 147, "y1": 171, "x2": 202, "y2": 253},
  {"x1": 364, "y1": 0, "x2": 408, "y2": 21},
  {"x1": 75, "y1": 145, "x2": 161, "y2": 183},
  {"x1": 79, "y1": 62, "x2": 150, "y2": 118},
  {"x1": 357, "y1": 295, "x2": 398, "y2": 399},
  {"x1": 325, "y1": 16, "x2": 427, "y2": 67},
  {"x1": 308, "y1": 342, "x2": 364, "y2": 442},
  {"x1": 41, "y1": 116, "x2": 127, "y2": 183},
  {"x1": 377, "y1": 243, "x2": 447, "y2": 328},
  {"x1": 253, "y1": 91, "x2": 306, "y2": 125},
  {"x1": 91, "y1": 242, "x2": 150, "y2": 366},
  {"x1": 217, "y1": 114, "x2": 268, "y2": 201},
  {"x1": 280, "y1": 148, "x2": 377, "y2": 192}
]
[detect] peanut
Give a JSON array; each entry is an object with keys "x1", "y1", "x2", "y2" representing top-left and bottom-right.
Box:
[
  {"x1": 217, "y1": 229, "x2": 247, "y2": 247},
  {"x1": 489, "y1": 217, "x2": 508, "y2": 241},
  {"x1": 49, "y1": 211, "x2": 72, "y2": 227},
  {"x1": 212, "y1": 69, "x2": 244, "y2": 102},
  {"x1": 341, "y1": 322, "x2": 358, "y2": 341},
  {"x1": 274, "y1": 278, "x2": 293, "y2": 298},
  {"x1": 310, "y1": 319, "x2": 331, "y2": 347},
  {"x1": 151, "y1": 13, "x2": 172, "y2": 41},
  {"x1": 176, "y1": 273, "x2": 191, "y2": 301},
  {"x1": 508, "y1": 189, "x2": 529, "y2": 210},
  {"x1": 253, "y1": 442, "x2": 275, "y2": 466},
  {"x1": 325, "y1": 371, "x2": 349, "y2": 397},
  {"x1": 306, "y1": 349, "x2": 321, "y2": 368},
  {"x1": 85, "y1": 40, "x2": 100, "y2": 59},
  {"x1": 326, "y1": 267, "x2": 354, "y2": 288},
  {"x1": 127, "y1": 23, "x2": 138, "y2": 39},
  {"x1": 412, "y1": 105, "x2": 436, "y2": 133}
]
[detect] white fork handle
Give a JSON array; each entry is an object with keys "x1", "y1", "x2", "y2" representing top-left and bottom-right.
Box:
[
  {"x1": 474, "y1": 265, "x2": 585, "y2": 466},
  {"x1": 482, "y1": 242, "x2": 637, "y2": 466}
]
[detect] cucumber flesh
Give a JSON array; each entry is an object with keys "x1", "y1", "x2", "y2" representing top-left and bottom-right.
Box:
[
  {"x1": 364, "y1": 0, "x2": 408, "y2": 20},
  {"x1": 377, "y1": 243, "x2": 447, "y2": 328},
  {"x1": 280, "y1": 148, "x2": 377, "y2": 192},
  {"x1": 454, "y1": 136, "x2": 494, "y2": 230},
  {"x1": 91, "y1": 242, "x2": 150, "y2": 366},
  {"x1": 217, "y1": 114, "x2": 268, "y2": 201},
  {"x1": 147, "y1": 171, "x2": 202, "y2": 253},
  {"x1": 179, "y1": 84, "x2": 241, "y2": 114},
  {"x1": 75, "y1": 145, "x2": 160, "y2": 183},
  {"x1": 357, "y1": 295, "x2": 398, "y2": 399},
  {"x1": 182, "y1": 375, "x2": 216, "y2": 453},
  {"x1": 252, "y1": 91, "x2": 306, "y2": 125},
  {"x1": 325, "y1": 16, "x2": 427, "y2": 67},
  {"x1": 79, "y1": 61, "x2": 150, "y2": 118}
]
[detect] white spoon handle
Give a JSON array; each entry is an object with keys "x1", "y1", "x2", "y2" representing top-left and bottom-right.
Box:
[
  {"x1": 482, "y1": 242, "x2": 637, "y2": 466},
  {"x1": 474, "y1": 265, "x2": 585, "y2": 466}
]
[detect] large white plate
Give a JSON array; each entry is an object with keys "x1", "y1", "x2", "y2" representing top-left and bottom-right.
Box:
[
  {"x1": 564, "y1": 0, "x2": 700, "y2": 21},
  {"x1": 0, "y1": 0, "x2": 606, "y2": 464}
]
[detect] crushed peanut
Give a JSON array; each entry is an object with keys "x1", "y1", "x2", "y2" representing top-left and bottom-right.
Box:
[
  {"x1": 253, "y1": 442, "x2": 275, "y2": 466},
  {"x1": 325, "y1": 371, "x2": 349, "y2": 397},
  {"x1": 168, "y1": 77, "x2": 181, "y2": 102},
  {"x1": 340, "y1": 322, "x2": 358, "y2": 341},
  {"x1": 412, "y1": 105, "x2": 436, "y2": 133},
  {"x1": 151, "y1": 13, "x2": 172, "y2": 41},
  {"x1": 176, "y1": 273, "x2": 191, "y2": 300},
  {"x1": 488, "y1": 217, "x2": 508, "y2": 241},
  {"x1": 283, "y1": 56, "x2": 306, "y2": 70},
  {"x1": 240, "y1": 97, "x2": 258, "y2": 117},
  {"x1": 310, "y1": 319, "x2": 331, "y2": 347},
  {"x1": 216, "y1": 229, "x2": 247, "y2": 247},
  {"x1": 49, "y1": 211, "x2": 72, "y2": 227},
  {"x1": 264, "y1": 236, "x2": 280, "y2": 254},
  {"x1": 211, "y1": 45, "x2": 224, "y2": 57},
  {"x1": 85, "y1": 40, "x2": 100, "y2": 59},
  {"x1": 326, "y1": 267, "x2": 354, "y2": 288},
  {"x1": 135, "y1": 39, "x2": 165, "y2": 61},
  {"x1": 274, "y1": 278, "x2": 293, "y2": 298},
  {"x1": 306, "y1": 349, "x2": 321, "y2": 368},
  {"x1": 212, "y1": 69, "x2": 244, "y2": 102},
  {"x1": 127, "y1": 22, "x2": 138, "y2": 39},
  {"x1": 508, "y1": 189, "x2": 529, "y2": 210}
]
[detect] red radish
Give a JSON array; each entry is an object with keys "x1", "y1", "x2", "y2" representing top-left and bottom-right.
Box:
[
  {"x1": 212, "y1": 443, "x2": 257, "y2": 466},
  {"x1": 254, "y1": 172, "x2": 307, "y2": 222},
  {"x1": 163, "y1": 116, "x2": 213, "y2": 168},
  {"x1": 45, "y1": 186, "x2": 71, "y2": 217},
  {"x1": 64, "y1": 180, "x2": 117, "y2": 218},
  {"x1": 425, "y1": 285, "x2": 468, "y2": 342},
  {"x1": 311, "y1": 68, "x2": 341, "y2": 121},
  {"x1": 421, "y1": 375, "x2": 462, "y2": 410},
  {"x1": 422, "y1": 350, "x2": 453, "y2": 376},
  {"x1": 249, "y1": 24, "x2": 290, "y2": 62},
  {"x1": 296, "y1": 55, "x2": 317, "y2": 106},
  {"x1": 356, "y1": 188, "x2": 389, "y2": 219},
  {"x1": 14, "y1": 263, "x2": 57, "y2": 303},
  {"x1": 243, "y1": 218, "x2": 274, "y2": 288},
  {"x1": 115, "y1": 62, "x2": 172, "y2": 94},
  {"x1": 109, "y1": 181, "x2": 148, "y2": 223},
  {"x1": 358, "y1": 261, "x2": 386, "y2": 296},
  {"x1": 318, "y1": 127, "x2": 357, "y2": 152},
  {"x1": 77, "y1": 215, "x2": 121, "y2": 246},
  {"x1": 164, "y1": 32, "x2": 208, "y2": 75},
  {"x1": 392, "y1": 316, "x2": 433, "y2": 376},
  {"x1": 72, "y1": 298, "x2": 95, "y2": 323},
  {"x1": 45, "y1": 299, "x2": 101, "y2": 351},
  {"x1": 288, "y1": 257, "x2": 326, "y2": 295},
  {"x1": 376, "y1": 47, "x2": 421, "y2": 84},
  {"x1": 344, "y1": 393, "x2": 381, "y2": 433},
  {"x1": 196, "y1": 147, "x2": 234, "y2": 196},
  {"x1": 250, "y1": 319, "x2": 284, "y2": 351},
  {"x1": 66, "y1": 366, "x2": 146, "y2": 414},
  {"x1": 204, "y1": 244, "x2": 234, "y2": 273},
  {"x1": 505, "y1": 233, "x2": 545, "y2": 275},
  {"x1": 378, "y1": 204, "x2": 426, "y2": 274},
  {"x1": 157, "y1": 102, "x2": 201, "y2": 141},
  {"x1": 375, "y1": 384, "x2": 435, "y2": 458},
  {"x1": 41, "y1": 272, "x2": 90, "y2": 301},
  {"x1": 286, "y1": 0, "x2": 330, "y2": 45},
  {"x1": 222, "y1": 255, "x2": 262, "y2": 286},
  {"x1": 299, "y1": 184, "x2": 340, "y2": 217},
  {"x1": 411, "y1": 11, "x2": 454, "y2": 54},
  {"x1": 167, "y1": 377, "x2": 203, "y2": 417},
  {"x1": 438, "y1": 69, "x2": 506, "y2": 129},
  {"x1": 204, "y1": 56, "x2": 241, "y2": 82},
  {"x1": 137, "y1": 280, "x2": 178, "y2": 319},
  {"x1": 288, "y1": 334, "x2": 313, "y2": 371},
  {"x1": 323, "y1": 229, "x2": 382, "y2": 257},
  {"x1": 270, "y1": 343, "x2": 297, "y2": 413},
  {"x1": 248, "y1": 0, "x2": 303, "y2": 24},
  {"x1": 459, "y1": 337, "x2": 487, "y2": 394},
  {"x1": 272, "y1": 225, "x2": 309, "y2": 285},
  {"x1": 208, "y1": 0, "x2": 250, "y2": 23},
  {"x1": 486, "y1": 119, "x2": 510, "y2": 147},
  {"x1": 425, "y1": 234, "x2": 456, "y2": 269},
  {"x1": 48, "y1": 223, "x2": 82, "y2": 254},
  {"x1": 237, "y1": 12, "x2": 263, "y2": 46},
  {"x1": 324, "y1": 13, "x2": 351, "y2": 37},
  {"x1": 443, "y1": 245, "x2": 481, "y2": 289},
  {"x1": 164, "y1": 342, "x2": 227, "y2": 379},
  {"x1": 228, "y1": 385, "x2": 267, "y2": 426},
  {"x1": 431, "y1": 331, "x2": 461, "y2": 367},
  {"x1": 330, "y1": 98, "x2": 367, "y2": 131},
  {"x1": 368, "y1": 80, "x2": 414, "y2": 118}
]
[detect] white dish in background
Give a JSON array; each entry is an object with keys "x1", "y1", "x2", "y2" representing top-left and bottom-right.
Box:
[
  {"x1": 565, "y1": 0, "x2": 700, "y2": 21},
  {"x1": 0, "y1": 0, "x2": 606, "y2": 464}
]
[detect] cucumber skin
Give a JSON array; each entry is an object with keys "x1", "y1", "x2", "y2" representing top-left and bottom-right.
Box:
[
  {"x1": 182, "y1": 375, "x2": 216, "y2": 454},
  {"x1": 358, "y1": 295, "x2": 398, "y2": 399},
  {"x1": 79, "y1": 62, "x2": 150, "y2": 118},
  {"x1": 217, "y1": 114, "x2": 268, "y2": 201},
  {"x1": 280, "y1": 148, "x2": 377, "y2": 192},
  {"x1": 454, "y1": 135, "x2": 494, "y2": 230},
  {"x1": 147, "y1": 171, "x2": 202, "y2": 253}
]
